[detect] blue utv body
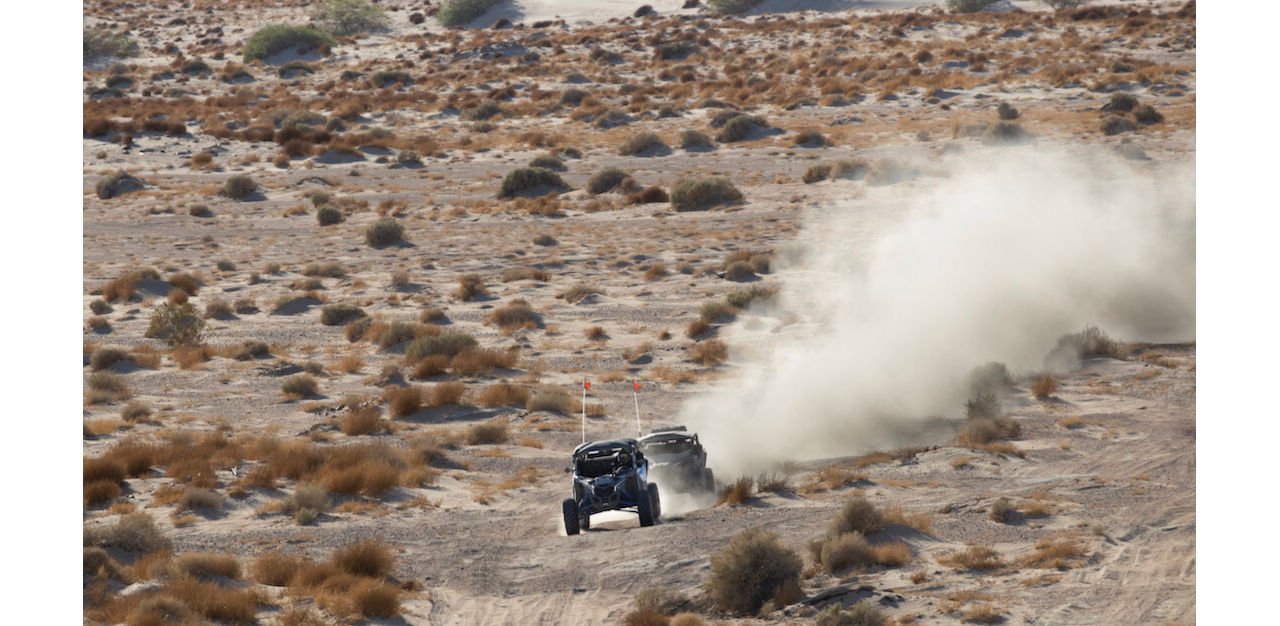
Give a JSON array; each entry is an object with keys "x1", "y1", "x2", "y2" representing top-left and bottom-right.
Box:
[{"x1": 562, "y1": 438, "x2": 660, "y2": 535}]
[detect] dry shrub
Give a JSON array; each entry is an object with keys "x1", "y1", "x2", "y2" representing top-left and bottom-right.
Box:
[
  {"x1": 699, "y1": 301, "x2": 736, "y2": 323},
  {"x1": 173, "y1": 552, "x2": 241, "y2": 579},
  {"x1": 90, "y1": 346, "x2": 131, "y2": 371},
  {"x1": 623, "y1": 608, "x2": 671, "y2": 626},
  {"x1": 160, "y1": 577, "x2": 259, "y2": 623},
  {"x1": 253, "y1": 551, "x2": 303, "y2": 586},
  {"x1": 349, "y1": 578, "x2": 401, "y2": 619},
  {"x1": 324, "y1": 459, "x2": 400, "y2": 496},
  {"x1": 173, "y1": 344, "x2": 216, "y2": 369},
  {"x1": 486, "y1": 299, "x2": 540, "y2": 330},
  {"x1": 85, "y1": 456, "x2": 127, "y2": 485},
  {"x1": 1031, "y1": 374, "x2": 1058, "y2": 399},
  {"x1": 718, "y1": 476, "x2": 754, "y2": 506},
  {"x1": 405, "y1": 331, "x2": 478, "y2": 362},
  {"x1": 410, "y1": 355, "x2": 449, "y2": 379},
  {"x1": 585, "y1": 326, "x2": 608, "y2": 341},
  {"x1": 883, "y1": 506, "x2": 933, "y2": 533},
  {"x1": 335, "y1": 355, "x2": 365, "y2": 373},
  {"x1": 455, "y1": 345, "x2": 519, "y2": 376},
  {"x1": 938, "y1": 545, "x2": 1005, "y2": 571},
  {"x1": 387, "y1": 386, "x2": 425, "y2": 417},
  {"x1": 527, "y1": 388, "x2": 574, "y2": 413},
  {"x1": 467, "y1": 419, "x2": 509, "y2": 445},
  {"x1": 477, "y1": 382, "x2": 530, "y2": 407},
  {"x1": 282, "y1": 374, "x2": 319, "y2": 397},
  {"x1": 558, "y1": 283, "x2": 602, "y2": 303},
  {"x1": 87, "y1": 512, "x2": 173, "y2": 554},
  {"x1": 500, "y1": 267, "x2": 551, "y2": 282},
  {"x1": 669, "y1": 614, "x2": 706, "y2": 626},
  {"x1": 818, "y1": 532, "x2": 875, "y2": 574},
  {"x1": 84, "y1": 547, "x2": 129, "y2": 581},
  {"x1": 85, "y1": 480, "x2": 123, "y2": 506},
  {"x1": 1022, "y1": 535, "x2": 1087, "y2": 569},
  {"x1": 178, "y1": 487, "x2": 223, "y2": 512},
  {"x1": 285, "y1": 483, "x2": 329, "y2": 514},
  {"x1": 685, "y1": 318, "x2": 712, "y2": 339},
  {"x1": 707, "y1": 528, "x2": 803, "y2": 615},
  {"x1": 961, "y1": 604, "x2": 1006, "y2": 624},
  {"x1": 333, "y1": 539, "x2": 395, "y2": 578},
  {"x1": 689, "y1": 339, "x2": 728, "y2": 365},
  {"x1": 431, "y1": 381, "x2": 467, "y2": 406},
  {"x1": 873, "y1": 542, "x2": 913, "y2": 567},
  {"x1": 831, "y1": 495, "x2": 886, "y2": 536},
  {"x1": 988, "y1": 497, "x2": 1016, "y2": 523},
  {"x1": 957, "y1": 416, "x2": 1021, "y2": 448},
  {"x1": 87, "y1": 372, "x2": 131, "y2": 403},
  {"x1": 341, "y1": 405, "x2": 385, "y2": 435}
]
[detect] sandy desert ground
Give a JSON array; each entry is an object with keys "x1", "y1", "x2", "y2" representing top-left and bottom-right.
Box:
[{"x1": 81, "y1": 1, "x2": 1196, "y2": 624}]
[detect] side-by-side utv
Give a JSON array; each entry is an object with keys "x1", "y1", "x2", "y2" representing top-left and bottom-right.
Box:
[
  {"x1": 562, "y1": 438, "x2": 660, "y2": 535},
  {"x1": 637, "y1": 426, "x2": 714, "y2": 494}
]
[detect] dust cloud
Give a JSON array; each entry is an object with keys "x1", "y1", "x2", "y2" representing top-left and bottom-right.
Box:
[{"x1": 681, "y1": 146, "x2": 1195, "y2": 478}]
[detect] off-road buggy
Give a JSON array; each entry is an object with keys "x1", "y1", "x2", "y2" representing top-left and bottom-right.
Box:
[
  {"x1": 637, "y1": 426, "x2": 715, "y2": 494},
  {"x1": 562, "y1": 438, "x2": 660, "y2": 535}
]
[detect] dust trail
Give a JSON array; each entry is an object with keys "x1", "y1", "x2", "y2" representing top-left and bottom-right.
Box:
[{"x1": 681, "y1": 146, "x2": 1195, "y2": 478}]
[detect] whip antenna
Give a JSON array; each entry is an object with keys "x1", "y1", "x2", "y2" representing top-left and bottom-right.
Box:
[{"x1": 633, "y1": 380, "x2": 642, "y2": 437}]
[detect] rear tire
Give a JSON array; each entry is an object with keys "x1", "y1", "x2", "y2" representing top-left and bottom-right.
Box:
[
  {"x1": 562, "y1": 498, "x2": 580, "y2": 536},
  {"x1": 579, "y1": 514, "x2": 591, "y2": 530},
  {"x1": 637, "y1": 486, "x2": 655, "y2": 527},
  {"x1": 702, "y1": 468, "x2": 715, "y2": 493},
  {"x1": 648, "y1": 483, "x2": 661, "y2": 522}
]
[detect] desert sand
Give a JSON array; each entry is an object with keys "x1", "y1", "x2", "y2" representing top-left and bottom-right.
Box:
[{"x1": 82, "y1": 1, "x2": 1196, "y2": 623}]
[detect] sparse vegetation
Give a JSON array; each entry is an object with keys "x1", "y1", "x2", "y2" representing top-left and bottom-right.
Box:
[
  {"x1": 366, "y1": 218, "x2": 405, "y2": 247},
  {"x1": 1031, "y1": 374, "x2": 1058, "y2": 400},
  {"x1": 146, "y1": 302, "x2": 205, "y2": 347},
  {"x1": 619, "y1": 131, "x2": 668, "y2": 156},
  {"x1": 670, "y1": 178, "x2": 744, "y2": 211},
  {"x1": 706, "y1": 528, "x2": 802, "y2": 615},
  {"x1": 84, "y1": 26, "x2": 137, "y2": 59},
  {"x1": 947, "y1": 0, "x2": 999, "y2": 12},
  {"x1": 437, "y1": 0, "x2": 503, "y2": 27},
  {"x1": 706, "y1": 0, "x2": 762, "y2": 15},
  {"x1": 243, "y1": 24, "x2": 335, "y2": 62},
  {"x1": 222, "y1": 175, "x2": 257, "y2": 200},
  {"x1": 313, "y1": 0, "x2": 390, "y2": 36},
  {"x1": 499, "y1": 167, "x2": 568, "y2": 198},
  {"x1": 587, "y1": 167, "x2": 630, "y2": 194},
  {"x1": 282, "y1": 374, "x2": 319, "y2": 397}
]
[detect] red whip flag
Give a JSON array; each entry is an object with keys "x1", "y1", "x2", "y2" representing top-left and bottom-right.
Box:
[
  {"x1": 584, "y1": 380, "x2": 591, "y2": 390},
  {"x1": 633, "y1": 381, "x2": 640, "y2": 391}
]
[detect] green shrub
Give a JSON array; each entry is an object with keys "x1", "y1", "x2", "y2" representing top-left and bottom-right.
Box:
[
  {"x1": 670, "y1": 177, "x2": 744, "y2": 211},
  {"x1": 221, "y1": 175, "x2": 256, "y2": 200},
  {"x1": 317, "y1": 207, "x2": 343, "y2": 226},
  {"x1": 86, "y1": 512, "x2": 172, "y2": 553},
  {"x1": 587, "y1": 167, "x2": 630, "y2": 194},
  {"x1": 372, "y1": 70, "x2": 413, "y2": 86},
  {"x1": 366, "y1": 218, "x2": 405, "y2": 247},
  {"x1": 320, "y1": 304, "x2": 366, "y2": 326},
  {"x1": 405, "y1": 332, "x2": 478, "y2": 362},
  {"x1": 560, "y1": 88, "x2": 590, "y2": 105},
  {"x1": 84, "y1": 27, "x2": 136, "y2": 59},
  {"x1": 946, "y1": 0, "x2": 999, "y2": 12},
  {"x1": 707, "y1": 528, "x2": 802, "y2": 615},
  {"x1": 619, "y1": 131, "x2": 668, "y2": 156},
  {"x1": 90, "y1": 347, "x2": 130, "y2": 371},
  {"x1": 312, "y1": 0, "x2": 390, "y2": 36},
  {"x1": 243, "y1": 24, "x2": 335, "y2": 62},
  {"x1": 146, "y1": 302, "x2": 206, "y2": 347},
  {"x1": 96, "y1": 171, "x2": 146, "y2": 199},
  {"x1": 462, "y1": 99, "x2": 505, "y2": 121},
  {"x1": 498, "y1": 167, "x2": 568, "y2": 198},
  {"x1": 437, "y1": 0, "x2": 503, "y2": 27},
  {"x1": 282, "y1": 374, "x2": 319, "y2": 396},
  {"x1": 818, "y1": 532, "x2": 875, "y2": 574}
]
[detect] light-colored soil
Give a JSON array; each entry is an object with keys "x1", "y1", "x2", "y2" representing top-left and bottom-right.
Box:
[{"x1": 82, "y1": 1, "x2": 1195, "y2": 624}]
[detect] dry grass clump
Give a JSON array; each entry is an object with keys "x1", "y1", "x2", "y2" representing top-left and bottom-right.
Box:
[
  {"x1": 405, "y1": 332, "x2": 478, "y2": 362},
  {"x1": 792, "y1": 128, "x2": 827, "y2": 147},
  {"x1": 178, "y1": 487, "x2": 224, "y2": 512},
  {"x1": 689, "y1": 339, "x2": 729, "y2": 366},
  {"x1": 120, "y1": 400, "x2": 152, "y2": 422},
  {"x1": 173, "y1": 552, "x2": 241, "y2": 580},
  {"x1": 679, "y1": 129, "x2": 713, "y2": 150},
  {"x1": 253, "y1": 551, "x2": 304, "y2": 586},
  {"x1": 450, "y1": 348, "x2": 518, "y2": 376},
  {"x1": 685, "y1": 318, "x2": 712, "y2": 339},
  {"x1": 85, "y1": 512, "x2": 173, "y2": 554},
  {"x1": 498, "y1": 167, "x2": 568, "y2": 199},
  {"x1": 707, "y1": 528, "x2": 802, "y2": 615},
  {"x1": 1022, "y1": 535, "x2": 1088, "y2": 569},
  {"x1": 814, "y1": 601, "x2": 888, "y2": 626},
  {"x1": 146, "y1": 302, "x2": 206, "y2": 347},
  {"x1": 477, "y1": 382, "x2": 530, "y2": 407},
  {"x1": 716, "y1": 114, "x2": 769, "y2": 143},
  {"x1": 303, "y1": 262, "x2": 346, "y2": 278},
  {"x1": 486, "y1": 299, "x2": 541, "y2": 330},
  {"x1": 988, "y1": 497, "x2": 1017, "y2": 524},
  {"x1": 321, "y1": 304, "x2": 366, "y2": 326},
  {"x1": 99, "y1": 268, "x2": 159, "y2": 303},
  {"x1": 619, "y1": 131, "x2": 668, "y2": 156},
  {"x1": 500, "y1": 267, "x2": 551, "y2": 282},
  {"x1": 1031, "y1": 374, "x2": 1058, "y2": 399},
  {"x1": 937, "y1": 545, "x2": 1006, "y2": 571},
  {"x1": 960, "y1": 604, "x2": 1007, "y2": 624},
  {"x1": 586, "y1": 326, "x2": 609, "y2": 341},
  {"x1": 332, "y1": 539, "x2": 395, "y2": 578},
  {"x1": 386, "y1": 386, "x2": 425, "y2": 418},
  {"x1": 221, "y1": 174, "x2": 257, "y2": 200},
  {"x1": 558, "y1": 283, "x2": 602, "y2": 304},
  {"x1": 587, "y1": 167, "x2": 630, "y2": 194},
  {"x1": 466, "y1": 419, "x2": 510, "y2": 445},
  {"x1": 455, "y1": 274, "x2": 487, "y2": 302},
  {"x1": 84, "y1": 546, "x2": 130, "y2": 582},
  {"x1": 366, "y1": 218, "x2": 405, "y2": 247},
  {"x1": 718, "y1": 476, "x2": 755, "y2": 506},
  {"x1": 342, "y1": 404, "x2": 386, "y2": 435},
  {"x1": 87, "y1": 372, "x2": 132, "y2": 404},
  {"x1": 831, "y1": 495, "x2": 886, "y2": 536},
  {"x1": 527, "y1": 388, "x2": 575, "y2": 414},
  {"x1": 670, "y1": 177, "x2": 744, "y2": 211},
  {"x1": 282, "y1": 374, "x2": 319, "y2": 397},
  {"x1": 699, "y1": 301, "x2": 737, "y2": 324},
  {"x1": 90, "y1": 346, "x2": 132, "y2": 371},
  {"x1": 431, "y1": 381, "x2": 467, "y2": 405},
  {"x1": 814, "y1": 531, "x2": 876, "y2": 574}
]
